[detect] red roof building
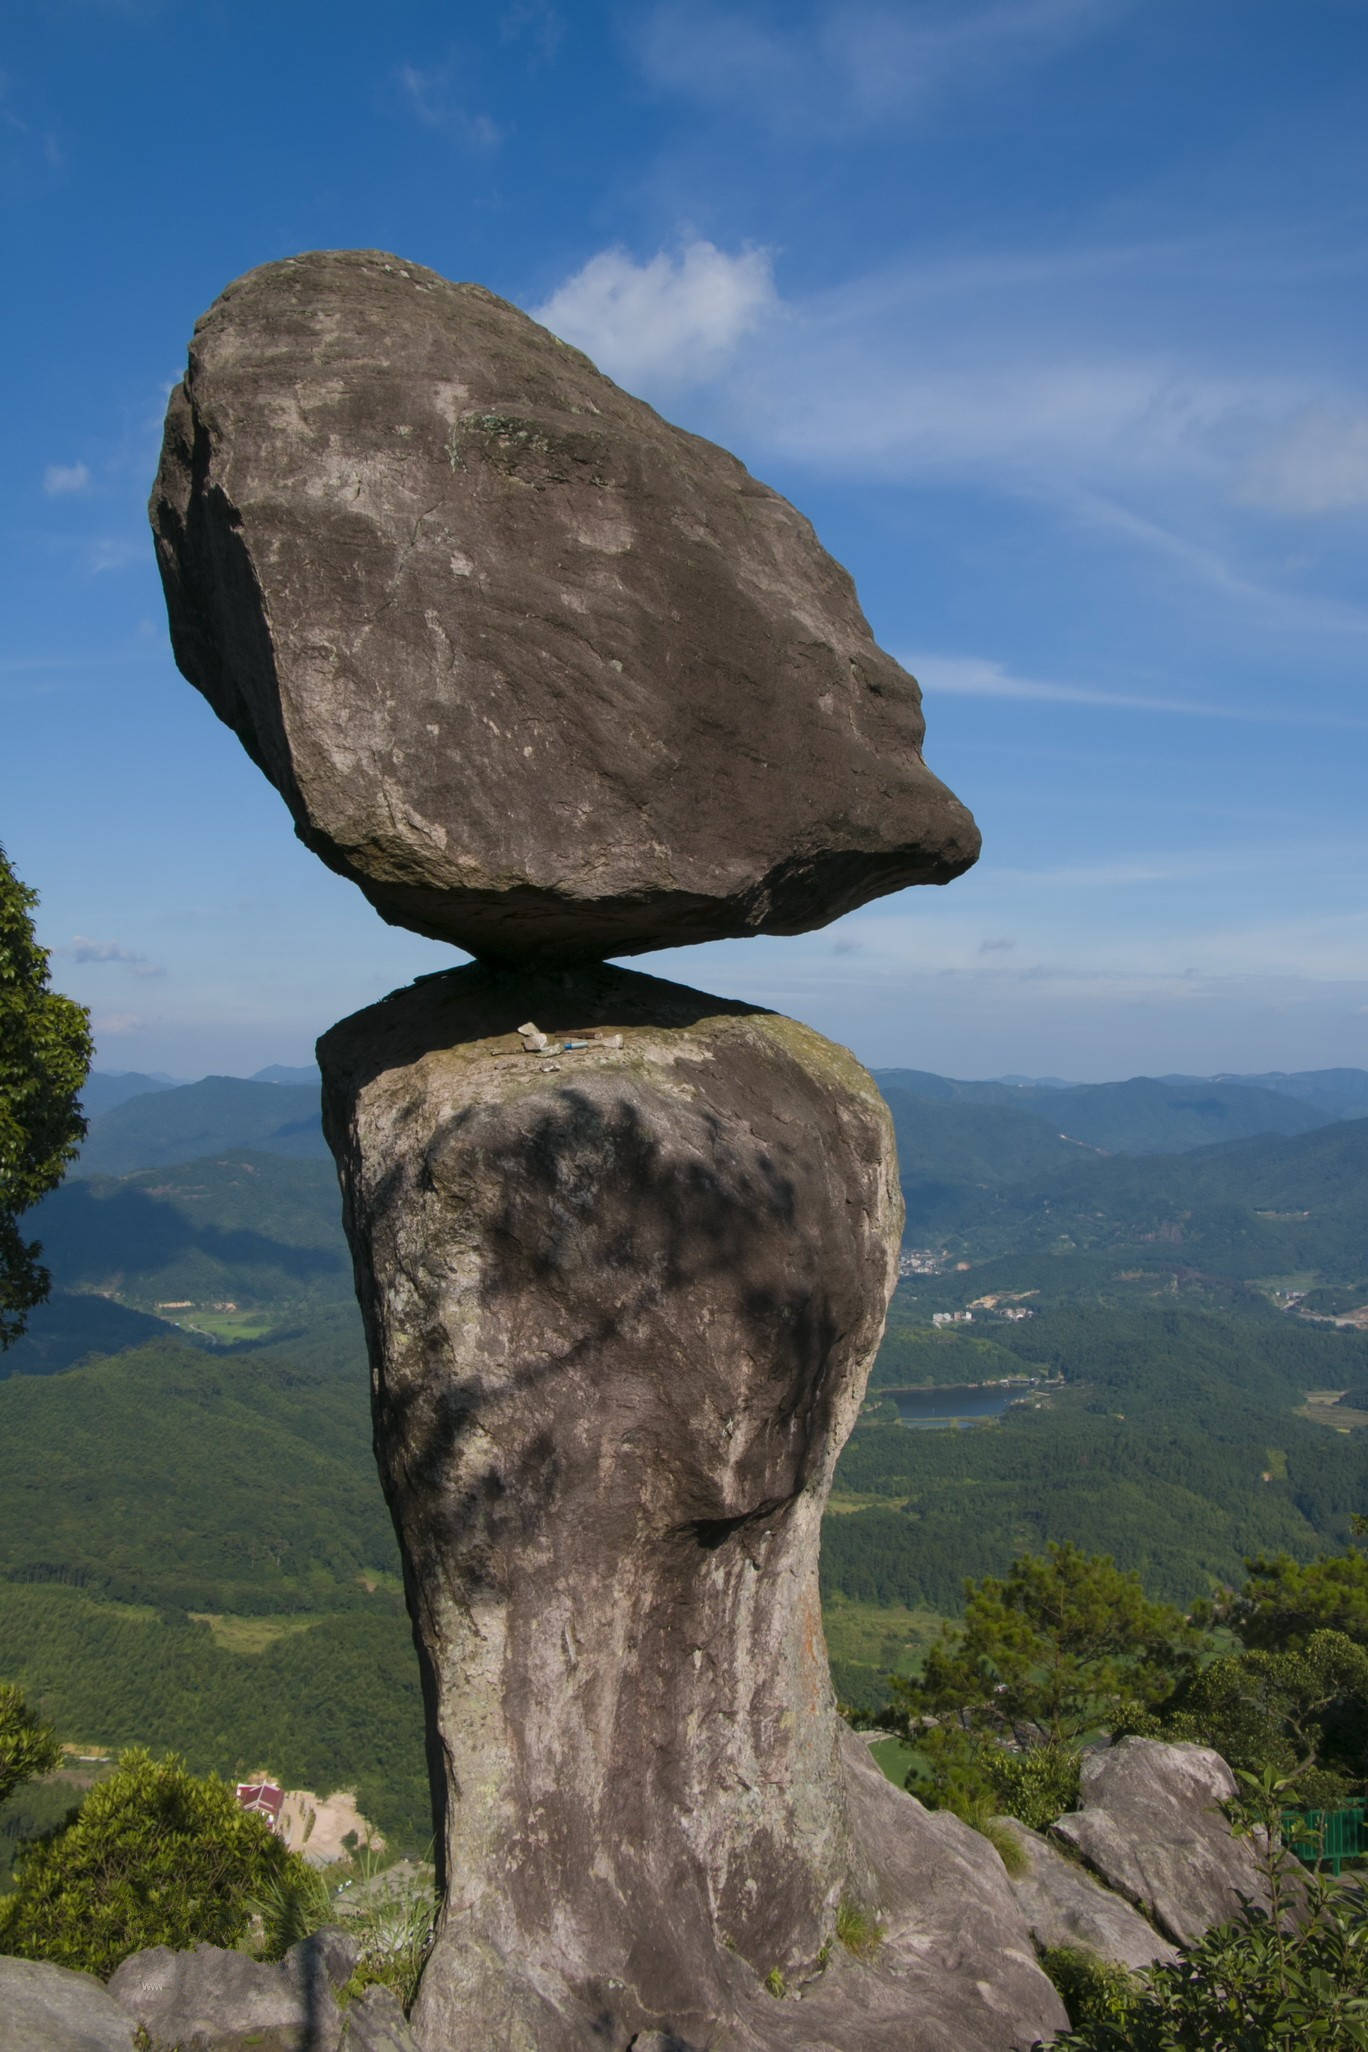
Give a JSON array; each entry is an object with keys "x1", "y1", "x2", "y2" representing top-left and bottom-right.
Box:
[{"x1": 236, "y1": 1781, "x2": 285, "y2": 1830}]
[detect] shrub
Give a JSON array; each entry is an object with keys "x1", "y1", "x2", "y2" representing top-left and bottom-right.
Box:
[
  {"x1": 0, "y1": 1748, "x2": 308, "y2": 1977},
  {"x1": 904, "y1": 1726, "x2": 1081, "y2": 1835},
  {"x1": 1038, "y1": 1944, "x2": 1140, "y2": 2034},
  {"x1": 251, "y1": 1848, "x2": 437, "y2": 2010},
  {"x1": 1042, "y1": 1879, "x2": 1368, "y2": 2050}
]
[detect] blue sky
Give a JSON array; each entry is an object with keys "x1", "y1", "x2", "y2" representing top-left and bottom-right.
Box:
[{"x1": 4, "y1": 0, "x2": 1366, "y2": 1082}]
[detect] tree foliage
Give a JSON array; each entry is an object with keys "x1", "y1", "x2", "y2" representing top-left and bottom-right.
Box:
[
  {"x1": 1155, "y1": 1628, "x2": 1368, "y2": 1806},
  {"x1": 0, "y1": 847, "x2": 91, "y2": 1348},
  {"x1": 0, "y1": 1748, "x2": 308, "y2": 1976},
  {"x1": 895, "y1": 1542, "x2": 1196, "y2": 1747},
  {"x1": 0, "y1": 1681, "x2": 60, "y2": 1808},
  {"x1": 1229, "y1": 1545, "x2": 1368, "y2": 1652}
]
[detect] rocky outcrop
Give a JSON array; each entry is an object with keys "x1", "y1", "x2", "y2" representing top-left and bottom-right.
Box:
[
  {"x1": 1050, "y1": 1738, "x2": 1274, "y2": 1948},
  {"x1": 340, "y1": 1986, "x2": 423, "y2": 2051},
  {"x1": 151, "y1": 248, "x2": 978, "y2": 963},
  {"x1": 0, "y1": 1954, "x2": 137, "y2": 2052},
  {"x1": 993, "y1": 1816, "x2": 1180, "y2": 1973},
  {"x1": 106, "y1": 1929, "x2": 358, "y2": 2050},
  {"x1": 318, "y1": 962, "x2": 1064, "y2": 2050}
]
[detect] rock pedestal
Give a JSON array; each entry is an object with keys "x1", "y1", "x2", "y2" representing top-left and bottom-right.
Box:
[{"x1": 318, "y1": 964, "x2": 1062, "y2": 2051}]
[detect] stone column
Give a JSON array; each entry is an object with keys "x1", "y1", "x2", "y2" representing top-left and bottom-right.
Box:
[{"x1": 320, "y1": 964, "x2": 901, "y2": 2049}]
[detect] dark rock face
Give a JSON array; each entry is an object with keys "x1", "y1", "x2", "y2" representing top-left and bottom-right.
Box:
[
  {"x1": 319, "y1": 963, "x2": 1062, "y2": 2050},
  {"x1": 152, "y1": 248, "x2": 978, "y2": 963},
  {"x1": 1051, "y1": 1738, "x2": 1274, "y2": 1949}
]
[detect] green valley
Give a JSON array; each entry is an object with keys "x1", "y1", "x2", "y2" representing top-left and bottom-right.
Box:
[{"x1": 3, "y1": 1063, "x2": 1367, "y2": 1866}]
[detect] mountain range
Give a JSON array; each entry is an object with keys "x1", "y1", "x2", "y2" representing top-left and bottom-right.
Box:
[{"x1": 2, "y1": 1053, "x2": 1363, "y2": 1806}]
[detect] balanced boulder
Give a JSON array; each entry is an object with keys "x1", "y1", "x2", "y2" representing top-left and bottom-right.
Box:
[{"x1": 152, "y1": 249, "x2": 978, "y2": 962}]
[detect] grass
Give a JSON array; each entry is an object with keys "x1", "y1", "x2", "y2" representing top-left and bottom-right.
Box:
[
  {"x1": 181, "y1": 1310, "x2": 281, "y2": 1341},
  {"x1": 357, "y1": 1569, "x2": 403, "y2": 1597},
  {"x1": 866, "y1": 1736, "x2": 921, "y2": 1789},
  {"x1": 251, "y1": 1849, "x2": 437, "y2": 2010},
  {"x1": 821, "y1": 1597, "x2": 943, "y2": 1679},
  {"x1": 835, "y1": 1896, "x2": 884, "y2": 1961},
  {"x1": 1298, "y1": 1395, "x2": 1368, "y2": 1432},
  {"x1": 187, "y1": 1612, "x2": 330, "y2": 1654},
  {"x1": 982, "y1": 1817, "x2": 1029, "y2": 1877},
  {"x1": 825, "y1": 1490, "x2": 907, "y2": 1515}
]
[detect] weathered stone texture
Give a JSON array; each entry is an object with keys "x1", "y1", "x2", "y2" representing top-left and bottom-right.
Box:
[
  {"x1": 1051, "y1": 1737, "x2": 1274, "y2": 1948},
  {"x1": 319, "y1": 963, "x2": 1062, "y2": 2049},
  {"x1": 0, "y1": 1954, "x2": 137, "y2": 2052},
  {"x1": 339, "y1": 1985, "x2": 421, "y2": 2051},
  {"x1": 994, "y1": 1816, "x2": 1179, "y2": 1972},
  {"x1": 106, "y1": 1937, "x2": 343, "y2": 2050},
  {"x1": 153, "y1": 248, "x2": 978, "y2": 962}
]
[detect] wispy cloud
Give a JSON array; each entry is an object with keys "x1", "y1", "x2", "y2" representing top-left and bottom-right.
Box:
[
  {"x1": 88, "y1": 537, "x2": 141, "y2": 574},
  {"x1": 521, "y1": 223, "x2": 1368, "y2": 647},
  {"x1": 500, "y1": 0, "x2": 563, "y2": 59},
  {"x1": 91, "y1": 1011, "x2": 145, "y2": 1038},
  {"x1": 635, "y1": 0, "x2": 1124, "y2": 134},
  {"x1": 43, "y1": 461, "x2": 90, "y2": 496},
  {"x1": 535, "y1": 240, "x2": 778, "y2": 385},
  {"x1": 68, "y1": 936, "x2": 165, "y2": 979},
  {"x1": 396, "y1": 61, "x2": 500, "y2": 148},
  {"x1": 903, "y1": 652, "x2": 1367, "y2": 723},
  {"x1": 1240, "y1": 407, "x2": 1368, "y2": 515}
]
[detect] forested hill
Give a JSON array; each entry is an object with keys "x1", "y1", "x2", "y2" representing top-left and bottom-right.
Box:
[
  {"x1": 77, "y1": 1076, "x2": 328, "y2": 1176},
  {"x1": 893, "y1": 1112, "x2": 1368, "y2": 1284},
  {"x1": 875, "y1": 1066, "x2": 1361, "y2": 1154},
  {"x1": 75, "y1": 1063, "x2": 1368, "y2": 1182}
]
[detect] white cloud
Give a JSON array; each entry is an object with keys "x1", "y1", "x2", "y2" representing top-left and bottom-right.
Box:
[
  {"x1": 1241, "y1": 408, "x2": 1368, "y2": 515},
  {"x1": 534, "y1": 239, "x2": 778, "y2": 386},
  {"x1": 396, "y1": 62, "x2": 500, "y2": 148},
  {"x1": 635, "y1": 0, "x2": 1124, "y2": 134},
  {"x1": 69, "y1": 936, "x2": 165, "y2": 979},
  {"x1": 43, "y1": 461, "x2": 90, "y2": 495}
]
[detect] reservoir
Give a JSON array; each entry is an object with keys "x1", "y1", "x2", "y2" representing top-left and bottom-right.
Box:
[{"x1": 888, "y1": 1382, "x2": 1037, "y2": 1430}]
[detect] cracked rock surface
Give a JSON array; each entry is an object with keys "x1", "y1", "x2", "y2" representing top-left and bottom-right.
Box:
[
  {"x1": 152, "y1": 248, "x2": 978, "y2": 963},
  {"x1": 1051, "y1": 1738, "x2": 1274, "y2": 1949}
]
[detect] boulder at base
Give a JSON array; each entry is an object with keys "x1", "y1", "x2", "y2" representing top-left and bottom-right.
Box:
[
  {"x1": 153, "y1": 249, "x2": 978, "y2": 963},
  {"x1": 1050, "y1": 1738, "x2": 1274, "y2": 1948},
  {"x1": 0, "y1": 1955, "x2": 137, "y2": 2052}
]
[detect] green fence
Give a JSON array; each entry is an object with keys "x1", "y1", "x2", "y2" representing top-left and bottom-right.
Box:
[{"x1": 1281, "y1": 1803, "x2": 1367, "y2": 1877}]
